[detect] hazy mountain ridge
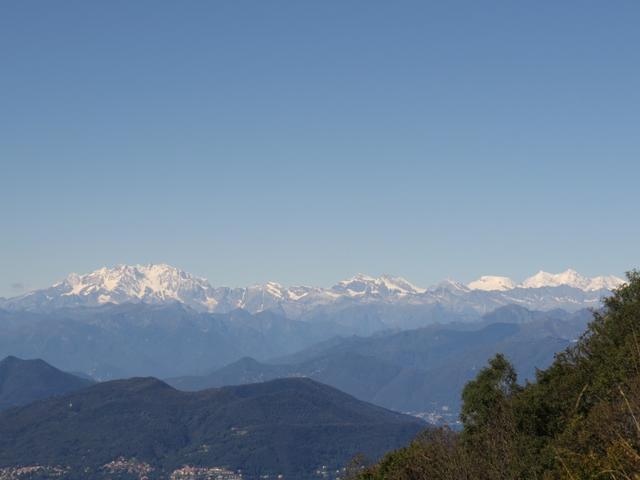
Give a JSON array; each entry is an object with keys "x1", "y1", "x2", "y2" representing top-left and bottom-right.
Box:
[
  {"x1": 0, "y1": 304, "x2": 350, "y2": 380},
  {"x1": 0, "y1": 356, "x2": 93, "y2": 411},
  {"x1": 0, "y1": 298, "x2": 594, "y2": 382},
  {"x1": 168, "y1": 306, "x2": 592, "y2": 416}
]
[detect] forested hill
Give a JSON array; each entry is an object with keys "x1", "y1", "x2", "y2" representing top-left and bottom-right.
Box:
[
  {"x1": 353, "y1": 270, "x2": 640, "y2": 480},
  {"x1": 0, "y1": 377, "x2": 423, "y2": 479},
  {"x1": 0, "y1": 356, "x2": 93, "y2": 411}
]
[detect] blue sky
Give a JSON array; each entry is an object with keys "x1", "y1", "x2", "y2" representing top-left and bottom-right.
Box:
[{"x1": 1, "y1": 1, "x2": 639, "y2": 296}]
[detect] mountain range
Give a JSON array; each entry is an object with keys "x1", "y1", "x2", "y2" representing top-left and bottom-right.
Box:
[
  {"x1": 0, "y1": 264, "x2": 624, "y2": 315},
  {"x1": 0, "y1": 375, "x2": 424, "y2": 479},
  {"x1": 0, "y1": 264, "x2": 622, "y2": 381}
]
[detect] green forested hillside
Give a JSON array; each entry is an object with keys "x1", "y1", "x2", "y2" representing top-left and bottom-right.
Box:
[
  {"x1": 0, "y1": 376, "x2": 423, "y2": 479},
  {"x1": 355, "y1": 271, "x2": 640, "y2": 479},
  {"x1": 0, "y1": 356, "x2": 93, "y2": 411}
]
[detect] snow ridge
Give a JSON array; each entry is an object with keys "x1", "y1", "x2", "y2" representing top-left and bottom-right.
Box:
[
  {"x1": 467, "y1": 276, "x2": 515, "y2": 292},
  {"x1": 518, "y1": 269, "x2": 624, "y2": 291},
  {"x1": 1, "y1": 265, "x2": 625, "y2": 314}
]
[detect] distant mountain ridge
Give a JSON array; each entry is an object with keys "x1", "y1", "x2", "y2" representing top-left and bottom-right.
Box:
[
  {"x1": 0, "y1": 264, "x2": 624, "y2": 314},
  {"x1": 0, "y1": 356, "x2": 93, "y2": 411},
  {"x1": 168, "y1": 305, "x2": 593, "y2": 417},
  {"x1": 0, "y1": 304, "x2": 349, "y2": 380}
]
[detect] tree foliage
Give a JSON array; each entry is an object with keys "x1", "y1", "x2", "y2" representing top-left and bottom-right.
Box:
[{"x1": 460, "y1": 352, "x2": 519, "y2": 433}]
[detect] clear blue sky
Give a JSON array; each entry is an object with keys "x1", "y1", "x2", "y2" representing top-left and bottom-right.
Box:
[{"x1": 1, "y1": 1, "x2": 639, "y2": 296}]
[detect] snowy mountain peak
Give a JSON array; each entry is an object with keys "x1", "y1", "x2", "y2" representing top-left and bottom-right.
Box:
[
  {"x1": 467, "y1": 276, "x2": 516, "y2": 291},
  {"x1": 520, "y1": 269, "x2": 583, "y2": 289},
  {"x1": 336, "y1": 273, "x2": 376, "y2": 285},
  {"x1": 586, "y1": 275, "x2": 626, "y2": 291},
  {"x1": 431, "y1": 279, "x2": 471, "y2": 293},
  {"x1": 249, "y1": 281, "x2": 287, "y2": 299},
  {"x1": 378, "y1": 274, "x2": 427, "y2": 294},
  {"x1": 333, "y1": 273, "x2": 425, "y2": 297},
  {"x1": 59, "y1": 263, "x2": 215, "y2": 306},
  {"x1": 518, "y1": 269, "x2": 624, "y2": 291}
]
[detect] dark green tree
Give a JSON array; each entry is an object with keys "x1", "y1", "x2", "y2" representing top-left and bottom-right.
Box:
[{"x1": 460, "y1": 353, "x2": 519, "y2": 434}]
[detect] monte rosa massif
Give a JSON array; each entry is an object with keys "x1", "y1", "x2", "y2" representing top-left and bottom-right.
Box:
[{"x1": 0, "y1": 264, "x2": 624, "y2": 315}]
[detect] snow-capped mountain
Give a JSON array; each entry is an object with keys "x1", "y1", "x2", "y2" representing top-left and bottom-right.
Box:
[
  {"x1": 332, "y1": 273, "x2": 426, "y2": 298},
  {"x1": 467, "y1": 276, "x2": 516, "y2": 291},
  {"x1": 466, "y1": 269, "x2": 624, "y2": 292},
  {"x1": 1, "y1": 264, "x2": 218, "y2": 312},
  {"x1": 0, "y1": 264, "x2": 625, "y2": 315},
  {"x1": 518, "y1": 269, "x2": 623, "y2": 291},
  {"x1": 63, "y1": 264, "x2": 217, "y2": 308}
]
